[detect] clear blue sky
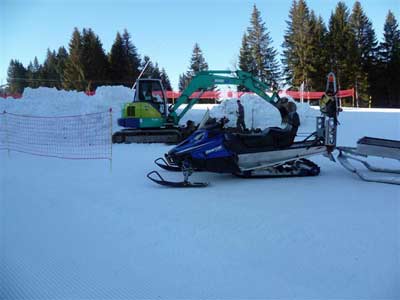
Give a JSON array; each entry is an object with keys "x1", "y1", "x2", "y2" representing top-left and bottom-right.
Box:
[{"x1": 1, "y1": 0, "x2": 399, "y2": 89}]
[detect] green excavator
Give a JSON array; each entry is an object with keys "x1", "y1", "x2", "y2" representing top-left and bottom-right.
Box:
[{"x1": 112, "y1": 70, "x2": 280, "y2": 144}]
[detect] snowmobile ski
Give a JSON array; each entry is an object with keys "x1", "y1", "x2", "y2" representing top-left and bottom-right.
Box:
[
  {"x1": 154, "y1": 157, "x2": 204, "y2": 172},
  {"x1": 154, "y1": 158, "x2": 182, "y2": 172},
  {"x1": 146, "y1": 171, "x2": 208, "y2": 188}
]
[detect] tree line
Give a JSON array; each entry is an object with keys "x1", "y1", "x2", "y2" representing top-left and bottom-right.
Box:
[
  {"x1": 6, "y1": 28, "x2": 172, "y2": 94},
  {"x1": 238, "y1": 1, "x2": 400, "y2": 107},
  {"x1": 5, "y1": 0, "x2": 400, "y2": 107}
]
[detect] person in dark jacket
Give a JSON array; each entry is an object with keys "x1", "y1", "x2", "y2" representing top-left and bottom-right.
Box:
[
  {"x1": 262, "y1": 100, "x2": 300, "y2": 147},
  {"x1": 285, "y1": 101, "x2": 300, "y2": 143},
  {"x1": 236, "y1": 99, "x2": 246, "y2": 131}
]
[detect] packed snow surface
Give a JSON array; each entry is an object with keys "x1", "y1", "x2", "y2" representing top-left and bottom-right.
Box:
[{"x1": 1, "y1": 87, "x2": 399, "y2": 299}]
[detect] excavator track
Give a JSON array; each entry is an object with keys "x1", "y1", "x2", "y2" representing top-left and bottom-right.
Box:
[{"x1": 112, "y1": 129, "x2": 184, "y2": 144}]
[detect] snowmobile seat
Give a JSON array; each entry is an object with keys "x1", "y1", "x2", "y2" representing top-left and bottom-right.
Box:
[{"x1": 224, "y1": 128, "x2": 296, "y2": 154}]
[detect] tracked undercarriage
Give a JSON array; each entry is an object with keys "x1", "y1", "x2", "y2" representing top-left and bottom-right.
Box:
[{"x1": 112, "y1": 127, "x2": 192, "y2": 144}]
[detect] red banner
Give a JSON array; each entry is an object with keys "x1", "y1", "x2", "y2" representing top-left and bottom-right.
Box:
[
  {"x1": 166, "y1": 89, "x2": 354, "y2": 100},
  {"x1": 0, "y1": 93, "x2": 22, "y2": 99},
  {"x1": 1, "y1": 88, "x2": 354, "y2": 101},
  {"x1": 283, "y1": 89, "x2": 354, "y2": 100}
]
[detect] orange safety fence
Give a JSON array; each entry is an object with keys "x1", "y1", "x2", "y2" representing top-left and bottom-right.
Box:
[{"x1": 0, "y1": 110, "x2": 112, "y2": 160}]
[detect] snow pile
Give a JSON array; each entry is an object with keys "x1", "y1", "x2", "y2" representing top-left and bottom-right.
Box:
[
  {"x1": 0, "y1": 86, "x2": 134, "y2": 116},
  {"x1": 0, "y1": 86, "x2": 134, "y2": 132},
  {"x1": 210, "y1": 93, "x2": 320, "y2": 130}
]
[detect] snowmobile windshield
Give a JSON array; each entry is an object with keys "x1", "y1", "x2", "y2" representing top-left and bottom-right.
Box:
[{"x1": 198, "y1": 109, "x2": 211, "y2": 129}]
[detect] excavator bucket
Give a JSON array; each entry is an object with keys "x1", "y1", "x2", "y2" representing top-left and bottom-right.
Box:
[{"x1": 337, "y1": 137, "x2": 400, "y2": 185}]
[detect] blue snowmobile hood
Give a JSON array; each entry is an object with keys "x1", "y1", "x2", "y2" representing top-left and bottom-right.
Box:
[{"x1": 168, "y1": 128, "x2": 233, "y2": 160}]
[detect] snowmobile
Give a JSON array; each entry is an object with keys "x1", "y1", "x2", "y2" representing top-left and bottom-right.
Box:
[
  {"x1": 147, "y1": 103, "x2": 337, "y2": 187},
  {"x1": 147, "y1": 71, "x2": 400, "y2": 187},
  {"x1": 147, "y1": 72, "x2": 340, "y2": 188}
]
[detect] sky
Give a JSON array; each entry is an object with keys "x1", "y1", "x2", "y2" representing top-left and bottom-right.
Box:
[{"x1": 1, "y1": 0, "x2": 399, "y2": 90}]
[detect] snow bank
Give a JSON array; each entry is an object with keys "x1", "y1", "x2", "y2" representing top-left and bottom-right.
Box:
[
  {"x1": 210, "y1": 93, "x2": 320, "y2": 130},
  {"x1": 0, "y1": 86, "x2": 134, "y2": 116},
  {"x1": 0, "y1": 86, "x2": 134, "y2": 132}
]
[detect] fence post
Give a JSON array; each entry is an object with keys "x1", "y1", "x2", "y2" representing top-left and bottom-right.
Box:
[
  {"x1": 3, "y1": 110, "x2": 10, "y2": 157},
  {"x1": 109, "y1": 108, "x2": 113, "y2": 173}
]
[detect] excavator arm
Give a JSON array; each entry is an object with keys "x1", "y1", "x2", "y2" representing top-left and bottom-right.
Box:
[{"x1": 168, "y1": 70, "x2": 281, "y2": 124}]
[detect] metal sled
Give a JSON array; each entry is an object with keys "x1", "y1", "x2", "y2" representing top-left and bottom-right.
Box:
[{"x1": 337, "y1": 137, "x2": 400, "y2": 185}]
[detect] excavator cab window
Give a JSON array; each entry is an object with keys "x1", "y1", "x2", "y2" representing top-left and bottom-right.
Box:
[
  {"x1": 136, "y1": 79, "x2": 167, "y2": 115},
  {"x1": 137, "y1": 80, "x2": 166, "y2": 103}
]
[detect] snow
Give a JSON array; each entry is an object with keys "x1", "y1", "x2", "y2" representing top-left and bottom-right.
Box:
[
  {"x1": 1, "y1": 88, "x2": 400, "y2": 299},
  {"x1": 210, "y1": 93, "x2": 319, "y2": 130},
  {"x1": 0, "y1": 86, "x2": 133, "y2": 132}
]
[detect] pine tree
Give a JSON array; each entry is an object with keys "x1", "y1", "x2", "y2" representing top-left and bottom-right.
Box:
[
  {"x1": 151, "y1": 63, "x2": 162, "y2": 79},
  {"x1": 187, "y1": 43, "x2": 208, "y2": 78},
  {"x1": 282, "y1": 0, "x2": 297, "y2": 86},
  {"x1": 136, "y1": 56, "x2": 171, "y2": 90},
  {"x1": 178, "y1": 73, "x2": 189, "y2": 91},
  {"x1": 160, "y1": 68, "x2": 172, "y2": 90},
  {"x1": 141, "y1": 55, "x2": 155, "y2": 78},
  {"x1": 26, "y1": 57, "x2": 42, "y2": 88},
  {"x1": 56, "y1": 46, "x2": 69, "y2": 88},
  {"x1": 80, "y1": 28, "x2": 109, "y2": 90},
  {"x1": 122, "y1": 29, "x2": 141, "y2": 84},
  {"x1": 42, "y1": 49, "x2": 59, "y2": 88},
  {"x1": 109, "y1": 32, "x2": 130, "y2": 85},
  {"x1": 380, "y1": 11, "x2": 400, "y2": 64},
  {"x1": 349, "y1": 1, "x2": 378, "y2": 105},
  {"x1": 246, "y1": 5, "x2": 280, "y2": 87},
  {"x1": 377, "y1": 11, "x2": 400, "y2": 107},
  {"x1": 63, "y1": 28, "x2": 85, "y2": 91},
  {"x1": 327, "y1": 2, "x2": 356, "y2": 91},
  {"x1": 282, "y1": 0, "x2": 314, "y2": 88},
  {"x1": 239, "y1": 33, "x2": 252, "y2": 73},
  {"x1": 238, "y1": 33, "x2": 253, "y2": 91},
  {"x1": 179, "y1": 43, "x2": 209, "y2": 90},
  {"x1": 308, "y1": 13, "x2": 330, "y2": 91},
  {"x1": 7, "y1": 60, "x2": 28, "y2": 94}
]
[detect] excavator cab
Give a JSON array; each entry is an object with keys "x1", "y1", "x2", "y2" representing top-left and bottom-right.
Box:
[
  {"x1": 118, "y1": 79, "x2": 168, "y2": 129},
  {"x1": 134, "y1": 79, "x2": 168, "y2": 116}
]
